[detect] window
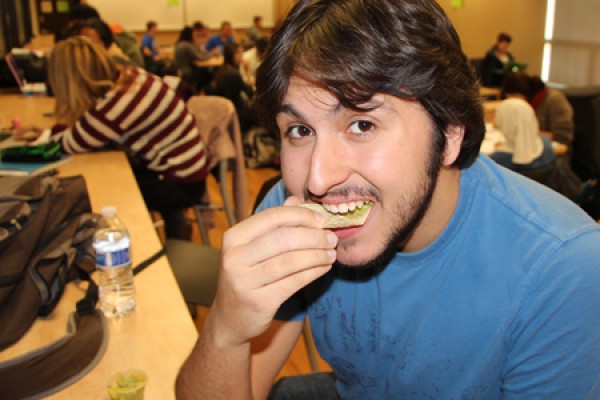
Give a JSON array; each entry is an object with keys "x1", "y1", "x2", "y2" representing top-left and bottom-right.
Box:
[{"x1": 543, "y1": 0, "x2": 600, "y2": 86}]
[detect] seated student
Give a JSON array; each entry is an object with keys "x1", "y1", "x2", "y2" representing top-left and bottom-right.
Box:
[
  {"x1": 192, "y1": 21, "x2": 218, "y2": 54},
  {"x1": 241, "y1": 36, "x2": 269, "y2": 87},
  {"x1": 174, "y1": 26, "x2": 218, "y2": 91},
  {"x1": 501, "y1": 71, "x2": 574, "y2": 148},
  {"x1": 492, "y1": 97, "x2": 583, "y2": 201},
  {"x1": 205, "y1": 21, "x2": 236, "y2": 54},
  {"x1": 78, "y1": 18, "x2": 134, "y2": 66},
  {"x1": 481, "y1": 32, "x2": 515, "y2": 87},
  {"x1": 205, "y1": 42, "x2": 255, "y2": 132},
  {"x1": 140, "y1": 21, "x2": 166, "y2": 76},
  {"x1": 491, "y1": 98, "x2": 555, "y2": 170},
  {"x1": 54, "y1": 3, "x2": 100, "y2": 43},
  {"x1": 109, "y1": 22, "x2": 145, "y2": 68},
  {"x1": 18, "y1": 36, "x2": 209, "y2": 240},
  {"x1": 244, "y1": 16, "x2": 265, "y2": 49}
]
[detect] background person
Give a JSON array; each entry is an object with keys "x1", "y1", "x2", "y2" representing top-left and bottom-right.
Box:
[
  {"x1": 491, "y1": 97, "x2": 584, "y2": 201},
  {"x1": 191, "y1": 21, "x2": 213, "y2": 53},
  {"x1": 78, "y1": 18, "x2": 134, "y2": 66},
  {"x1": 205, "y1": 21, "x2": 236, "y2": 54},
  {"x1": 241, "y1": 36, "x2": 269, "y2": 87},
  {"x1": 501, "y1": 71, "x2": 574, "y2": 149},
  {"x1": 18, "y1": 36, "x2": 209, "y2": 240},
  {"x1": 481, "y1": 32, "x2": 515, "y2": 87},
  {"x1": 141, "y1": 20, "x2": 166, "y2": 76},
  {"x1": 174, "y1": 26, "x2": 217, "y2": 91},
  {"x1": 205, "y1": 42, "x2": 255, "y2": 132},
  {"x1": 176, "y1": 1, "x2": 600, "y2": 399},
  {"x1": 54, "y1": 3, "x2": 100, "y2": 43},
  {"x1": 244, "y1": 15, "x2": 265, "y2": 49},
  {"x1": 109, "y1": 22, "x2": 145, "y2": 68},
  {"x1": 491, "y1": 97, "x2": 556, "y2": 170}
]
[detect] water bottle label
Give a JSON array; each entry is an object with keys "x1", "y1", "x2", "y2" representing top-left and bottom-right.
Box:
[{"x1": 96, "y1": 247, "x2": 131, "y2": 267}]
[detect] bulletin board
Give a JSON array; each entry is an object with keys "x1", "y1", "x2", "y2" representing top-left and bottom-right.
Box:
[{"x1": 87, "y1": 0, "x2": 274, "y2": 31}]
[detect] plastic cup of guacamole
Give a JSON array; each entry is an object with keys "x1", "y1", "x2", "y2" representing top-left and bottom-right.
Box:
[{"x1": 107, "y1": 369, "x2": 147, "y2": 400}]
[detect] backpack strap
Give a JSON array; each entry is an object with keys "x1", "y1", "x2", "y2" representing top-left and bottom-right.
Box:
[{"x1": 0, "y1": 310, "x2": 108, "y2": 399}]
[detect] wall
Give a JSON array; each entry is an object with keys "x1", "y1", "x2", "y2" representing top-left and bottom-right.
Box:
[
  {"x1": 26, "y1": 0, "x2": 548, "y2": 78},
  {"x1": 86, "y1": 0, "x2": 275, "y2": 31},
  {"x1": 272, "y1": 0, "x2": 548, "y2": 76},
  {"x1": 438, "y1": 0, "x2": 547, "y2": 76}
]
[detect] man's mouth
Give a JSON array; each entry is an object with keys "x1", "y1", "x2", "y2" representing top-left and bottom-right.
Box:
[{"x1": 300, "y1": 201, "x2": 372, "y2": 228}]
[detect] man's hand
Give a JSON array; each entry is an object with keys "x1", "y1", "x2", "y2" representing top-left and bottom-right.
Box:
[{"x1": 209, "y1": 196, "x2": 338, "y2": 347}]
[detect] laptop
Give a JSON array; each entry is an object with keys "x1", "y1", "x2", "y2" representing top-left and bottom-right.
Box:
[
  {"x1": 4, "y1": 52, "x2": 47, "y2": 95},
  {"x1": 503, "y1": 60, "x2": 528, "y2": 74}
]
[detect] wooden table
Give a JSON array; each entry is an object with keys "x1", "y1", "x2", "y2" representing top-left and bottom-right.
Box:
[
  {"x1": 0, "y1": 94, "x2": 198, "y2": 399},
  {"x1": 194, "y1": 55, "x2": 224, "y2": 68},
  {"x1": 480, "y1": 86, "x2": 501, "y2": 99}
]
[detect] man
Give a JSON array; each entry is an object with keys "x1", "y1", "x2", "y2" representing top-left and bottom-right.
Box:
[
  {"x1": 245, "y1": 15, "x2": 264, "y2": 48},
  {"x1": 176, "y1": 0, "x2": 600, "y2": 399},
  {"x1": 481, "y1": 32, "x2": 515, "y2": 88},
  {"x1": 205, "y1": 21, "x2": 236, "y2": 54},
  {"x1": 140, "y1": 21, "x2": 165, "y2": 76}
]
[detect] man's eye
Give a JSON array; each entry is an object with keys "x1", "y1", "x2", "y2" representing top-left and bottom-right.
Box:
[
  {"x1": 349, "y1": 120, "x2": 374, "y2": 135},
  {"x1": 287, "y1": 125, "x2": 313, "y2": 139}
]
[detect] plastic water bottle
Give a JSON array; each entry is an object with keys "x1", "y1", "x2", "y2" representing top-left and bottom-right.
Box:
[{"x1": 93, "y1": 206, "x2": 136, "y2": 317}]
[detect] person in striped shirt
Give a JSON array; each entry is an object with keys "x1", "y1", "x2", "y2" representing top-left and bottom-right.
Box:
[{"x1": 23, "y1": 36, "x2": 209, "y2": 239}]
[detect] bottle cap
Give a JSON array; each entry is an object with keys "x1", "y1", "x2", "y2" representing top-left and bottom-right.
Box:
[{"x1": 100, "y1": 206, "x2": 117, "y2": 217}]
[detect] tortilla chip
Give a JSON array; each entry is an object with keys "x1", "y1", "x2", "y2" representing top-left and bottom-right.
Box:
[{"x1": 300, "y1": 202, "x2": 371, "y2": 228}]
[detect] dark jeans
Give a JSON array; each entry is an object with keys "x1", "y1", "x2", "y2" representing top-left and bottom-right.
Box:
[
  {"x1": 268, "y1": 373, "x2": 339, "y2": 400},
  {"x1": 133, "y1": 168, "x2": 206, "y2": 240}
]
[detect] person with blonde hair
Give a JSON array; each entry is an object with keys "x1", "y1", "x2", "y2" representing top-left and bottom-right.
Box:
[{"x1": 21, "y1": 36, "x2": 209, "y2": 240}]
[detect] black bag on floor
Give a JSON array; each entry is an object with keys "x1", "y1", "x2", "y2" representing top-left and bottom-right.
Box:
[
  {"x1": 0, "y1": 175, "x2": 108, "y2": 399},
  {"x1": 244, "y1": 127, "x2": 280, "y2": 168}
]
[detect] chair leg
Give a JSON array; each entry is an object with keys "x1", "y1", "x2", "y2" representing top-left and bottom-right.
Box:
[
  {"x1": 303, "y1": 318, "x2": 320, "y2": 372},
  {"x1": 193, "y1": 207, "x2": 212, "y2": 246},
  {"x1": 218, "y1": 159, "x2": 237, "y2": 226}
]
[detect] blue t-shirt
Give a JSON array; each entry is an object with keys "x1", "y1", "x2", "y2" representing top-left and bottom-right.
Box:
[
  {"x1": 205, "y1": 34, "x2": 234, "y2": 53},
  {"x1": 257, "y1": 155, "x2": 600, "y2": 399},
  {"x1": 141, "y1": 33, "x2": 157, "y2": 57}
]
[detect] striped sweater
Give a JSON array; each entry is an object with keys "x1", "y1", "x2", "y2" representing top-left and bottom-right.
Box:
[{"x1": 51, "y1": 67, "x2": 209, "y2": 184}]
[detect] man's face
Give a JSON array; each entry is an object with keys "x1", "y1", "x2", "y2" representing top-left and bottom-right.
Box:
[
  {"x1": 497, "y1": 40, "x2": 510, "y2": 54},
  {"x1": 222, "y1": 24, "x2": 232, "y2": 37},
  {"x1": 277, "y1": 77, "x2": 456, "y2": 268}
]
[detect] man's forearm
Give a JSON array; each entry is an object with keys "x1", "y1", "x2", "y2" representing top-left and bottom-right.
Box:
[{"x1": 176, "y1": 317, "x2": 253, "y2": 400}]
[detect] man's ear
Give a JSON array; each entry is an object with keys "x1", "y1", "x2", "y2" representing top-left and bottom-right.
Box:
[{"x1": 443, "y1": 125, "x2": 465, "y2": 166}]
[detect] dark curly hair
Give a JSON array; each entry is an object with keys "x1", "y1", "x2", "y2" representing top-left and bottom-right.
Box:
[{"x1": 255, "y1": 0, "x2": 485, "y2": 169}]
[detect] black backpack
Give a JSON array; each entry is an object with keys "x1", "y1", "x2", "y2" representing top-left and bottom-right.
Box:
[{"x1": 0, "y1": 175, "x2": 107, "y2": 399}]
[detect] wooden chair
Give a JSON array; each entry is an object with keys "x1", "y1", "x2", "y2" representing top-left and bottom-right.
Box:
[{"x1": 185, "y1": 95, "x2": 249, "y2": 245}]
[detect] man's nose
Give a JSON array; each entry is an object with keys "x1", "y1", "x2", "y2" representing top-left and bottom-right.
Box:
[{"x1": 306, "y1": 135, "x2": 352, "y2": 197}]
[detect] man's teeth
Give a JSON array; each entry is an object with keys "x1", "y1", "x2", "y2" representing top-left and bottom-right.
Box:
[{"x1": 322, "y1": 201, "x2": 368, "y2": 214}]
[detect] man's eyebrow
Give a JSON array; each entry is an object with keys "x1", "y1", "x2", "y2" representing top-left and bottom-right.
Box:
[
  {"x1": 278, "y1": 101, "x2": 346, "y2": 120},
  {"x1": 278, "y1": 103, "x2": 305, "y2": 120}
]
